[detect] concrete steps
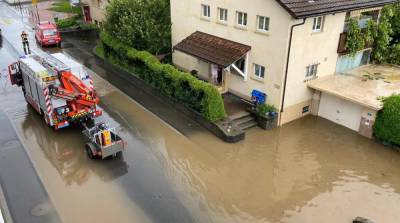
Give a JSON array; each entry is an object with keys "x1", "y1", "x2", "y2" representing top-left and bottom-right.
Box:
[
  {"x1": 238, "y1": 120, "x2": 258, "y2": 130},
  {"x1": 229, "y1": 111, "x2": 258, "y2": 131}
]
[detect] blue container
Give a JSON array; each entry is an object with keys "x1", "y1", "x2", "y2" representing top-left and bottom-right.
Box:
[{"x1": 251, "y1": 90, "x2": 266, "y2": 104}]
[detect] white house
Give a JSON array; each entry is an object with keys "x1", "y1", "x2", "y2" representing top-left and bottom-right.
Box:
[{"x1": 170, "y1": 0, "x2": 397, "y2": 133}]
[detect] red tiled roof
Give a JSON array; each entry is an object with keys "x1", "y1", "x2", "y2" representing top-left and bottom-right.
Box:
[
  {"x1": 276, "y1": 0, "x2": 398, "y2": 18},
  {"x1": 173, "y1": 31, "x2": 251, "y2": 67}
]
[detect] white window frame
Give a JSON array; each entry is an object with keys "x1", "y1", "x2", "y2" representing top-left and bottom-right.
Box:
[
  {"x1": 218, "y1": 7, "x2": 228, "y2": 22},
  {"x1": 201, "y1": 4, "x2": 211, "y2": 18},
  {"x1": 254, "y1": 64, "x2": 265, "y2": 79},
  {"x1": 236, "y1": 11, "x2": 248, "y2": 27},
  {"x1": 305, "y1": 63, "x2": 319, "y2": 80},
  {"x1": 312, "y1": 16, "x2": 324, "y2": 32},
  {"x1": 257, "y1": 16, "x2": 270, "y2": 32}
]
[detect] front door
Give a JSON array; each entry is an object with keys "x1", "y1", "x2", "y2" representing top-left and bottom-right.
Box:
[
  {"x1": 210, "y1": 64, "x2": 226, "y2": 92},
  {"x1": 83, "y1": 6, "x2": 92, "y2": 22}
]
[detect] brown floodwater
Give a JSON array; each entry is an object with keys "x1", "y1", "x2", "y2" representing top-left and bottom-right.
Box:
[{"x1": 1, "y1": 33, "x2": 400, "y2": 223}]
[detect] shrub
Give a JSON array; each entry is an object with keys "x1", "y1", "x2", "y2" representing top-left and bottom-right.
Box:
[
  {"x1": 373, "y1": 94, "x2": 400, "y2": 145},
  {"x1": 256, "y1": 104, "x2": 276, "y2": 117},
  {"x1": 56, "y1": 16, "x2": 78, "y2": 29},
  {"x1": 388, "y1": 43, "x2": 400, "y2": 64},
  {"x1": 99, "y1": 32, "x2": 226, "y2": 122}
]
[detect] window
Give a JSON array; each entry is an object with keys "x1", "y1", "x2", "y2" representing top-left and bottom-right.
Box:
[
  {"x1": 43, "y1": 29, "x2": 57, "y2": 36},
  {"x1": 306, "y1": 63, "x2": 319, "y2": 79},
  {"x1": 201, "y1": 4, "x2": 211, "y2": 18},
  {"x1": 257, "y1": 16, "x2": 270, "y2": 32},
  {"x1": 312, "y1": 16, "x2": 324, "y2": 32},
  {"x1": 236, "y1": 11, "x2": 247, "y2": 26},
  {"x1": 218, "y1": 8, "x2": 228, "y2": 22},
  {"x1": 254, "y1": 64, "x2": 265, "y2": 78}
]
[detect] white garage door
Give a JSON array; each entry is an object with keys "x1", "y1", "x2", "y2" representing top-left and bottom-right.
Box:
[{"x1": 318, "y1": 93, "x2": 364, "y2": 131}]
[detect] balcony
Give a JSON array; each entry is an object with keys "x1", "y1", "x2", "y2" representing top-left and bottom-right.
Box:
[{"x1": 337, "y1": 13, "x2": 379, "y2": 55}]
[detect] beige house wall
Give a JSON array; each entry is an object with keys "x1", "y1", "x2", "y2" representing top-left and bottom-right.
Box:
[
  {"x1": 82, "y1": 0, "x2": 107, "y2": 24},
  {"x1": 280, "y1": 13, "x2": 347, "y2": 124},
  {"x1": 170, "y1": 0, "x2": 292, "y2": 108}
]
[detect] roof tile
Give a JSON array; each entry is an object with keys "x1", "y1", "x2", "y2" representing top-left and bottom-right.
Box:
[
  {"x1": 276, "y1": 0, "x2": 398, "y2": 18},
  {"x1": 173, "y1": 31, "x2": 251, "y2": 67}
]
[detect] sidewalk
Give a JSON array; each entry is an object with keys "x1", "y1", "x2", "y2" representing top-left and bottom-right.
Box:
[{"x1": 10, "y1": 0, "x2": 74, "y2": 25}]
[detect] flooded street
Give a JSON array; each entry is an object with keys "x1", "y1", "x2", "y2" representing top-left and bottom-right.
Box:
[{"x1": 1, "y1": 2, "x2": 400, "y2": 222}]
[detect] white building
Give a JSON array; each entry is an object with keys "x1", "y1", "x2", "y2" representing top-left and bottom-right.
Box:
[{"x1": 170, "y1": 0, "x2": 396, "y2": 132}]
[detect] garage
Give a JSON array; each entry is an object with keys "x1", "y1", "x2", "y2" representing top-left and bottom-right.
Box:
[
  {"x1": 318, "y1": 93, "x2": 364, "y2": 131},
  {"x1": 307, "y1": 65, "x2": 400, "y2": 138}
]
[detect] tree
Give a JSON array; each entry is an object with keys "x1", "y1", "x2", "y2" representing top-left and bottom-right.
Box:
[
  {"x1": 345, "y1": 18, "x2": 365, "y2": 56},
  {"x1": 104, "y1": 0, "x2": 171, "y2": 55},
  {"x1": 370, "y1": 5, "x2": 393, "y2": 63},
  {"x1": 389, "y1": 3, "x2": 400, "y2": 44}
]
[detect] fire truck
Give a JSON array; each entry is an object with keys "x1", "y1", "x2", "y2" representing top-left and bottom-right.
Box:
[{"x1": 8, "y1": 52, "x2": 125, "y2": 159}]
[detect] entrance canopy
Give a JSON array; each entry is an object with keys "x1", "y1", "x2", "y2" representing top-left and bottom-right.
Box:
[{"x1": 173, "y1": 31, "x2": 251, "y2": 68}]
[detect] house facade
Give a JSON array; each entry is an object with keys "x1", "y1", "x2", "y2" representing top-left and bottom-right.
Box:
[
  {"x1": 170, "y1": 0, "x2": 396, "y2": 126},
  {"x1": 81, "y1": 0, "x2": 108, "y2": 27}
]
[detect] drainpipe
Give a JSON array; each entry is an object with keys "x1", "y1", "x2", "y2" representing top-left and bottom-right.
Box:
[{"x1": 279, "y1": 18, "x2": 306, "y2": 125}]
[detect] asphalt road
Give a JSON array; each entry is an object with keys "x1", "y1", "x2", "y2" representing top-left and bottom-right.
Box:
[{"x1": 0, "y1": 2, "x2": 197, "y2": 222}]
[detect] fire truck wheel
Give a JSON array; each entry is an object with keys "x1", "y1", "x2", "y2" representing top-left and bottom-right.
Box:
[{"x1": 85, "y1": 143, "x2": 95, "y2": 159}]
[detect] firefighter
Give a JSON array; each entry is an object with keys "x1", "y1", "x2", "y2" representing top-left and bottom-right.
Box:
[{"x1": 21, "y1": 31, "x2": 31, "y2": 55}]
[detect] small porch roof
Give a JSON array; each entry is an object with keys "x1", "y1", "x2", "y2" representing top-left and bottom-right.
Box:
[{"x1": 173, "y1": 31, "x2": 251, "y2": 68}]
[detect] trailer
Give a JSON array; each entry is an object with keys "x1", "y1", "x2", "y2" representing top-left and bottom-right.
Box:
[{"x1": 82, "y1": 122, "x2": 125, "y2": 159}]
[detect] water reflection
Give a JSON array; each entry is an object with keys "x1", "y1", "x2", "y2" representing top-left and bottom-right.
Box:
[
  {"x1": 20, "y1": 105, "x2": 129, "y2": 186},
  {"x1": 144, "y1": 116, "x2": 400, "y2": 223}
]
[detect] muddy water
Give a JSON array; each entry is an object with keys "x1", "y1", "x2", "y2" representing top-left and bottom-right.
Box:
[{"x1": 1, "y1": 36, "x2": 400, "y2": 223}]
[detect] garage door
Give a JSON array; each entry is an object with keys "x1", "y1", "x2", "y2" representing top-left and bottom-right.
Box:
[{"x1": 318, "y1": 93, "x2": 364, "y2": 131}]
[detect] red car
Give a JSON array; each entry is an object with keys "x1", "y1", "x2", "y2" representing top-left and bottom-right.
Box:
[{"x1": 35, "y1": 22, "x2": 62, "y2": 47}]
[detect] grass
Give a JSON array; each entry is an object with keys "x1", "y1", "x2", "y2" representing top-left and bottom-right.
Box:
[{"x1": 48, "y1": 0, "x2": 82, "y2": 15}]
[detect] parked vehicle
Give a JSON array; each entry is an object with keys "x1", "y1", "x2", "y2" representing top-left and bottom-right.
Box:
[
  {"x1": 8, "y1": 52, "x2": 101, "y2": 129},
  {"x1": 8, "y1": 52, "x2": 125, "y2": 159},
  {"x1": 35, "y1": 21, "x2": 62, "y2": 47}
]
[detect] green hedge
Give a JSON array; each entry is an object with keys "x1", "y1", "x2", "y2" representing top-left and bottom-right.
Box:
[
  {"x1": 99, "y1": 32, "x2": 226, "y2": 122},
  {"x1": 373, "y1": 95, "x2": 400, "y2": 145},
  {"x1": 56, "y1": 16, "x2": 78, "y2": 29}
]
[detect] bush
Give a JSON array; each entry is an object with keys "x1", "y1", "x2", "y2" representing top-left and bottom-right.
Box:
[
  {"x1": 373, "y1": 94, "x2": 400, "y2": 145},
  {"x1": 56, "y1": 16, "x2": 78, "y2": 29},
  {"x1": 99, "y1": 32, "x2": 226, "y2": 122},
  {"x1": 256, "y1": 104, "x2": 276, "y2": 117},
  {"x1": 388, "y1": 43, "x2": 400, "y2": 64}
]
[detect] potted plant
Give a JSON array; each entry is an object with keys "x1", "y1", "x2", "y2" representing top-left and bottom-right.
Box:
[{"x1": 249, "y1": 103, "x2": 278, "y2": 130}]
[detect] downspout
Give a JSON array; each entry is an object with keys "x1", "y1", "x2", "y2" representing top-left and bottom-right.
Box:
[{"x1": 279, "y1": 18, "x2": 306, "y2": 125}]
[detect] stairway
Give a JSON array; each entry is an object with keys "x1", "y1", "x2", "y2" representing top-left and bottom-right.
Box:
[{"x1": 229, "y1": 111, "x2": 257, "y2": 131}]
